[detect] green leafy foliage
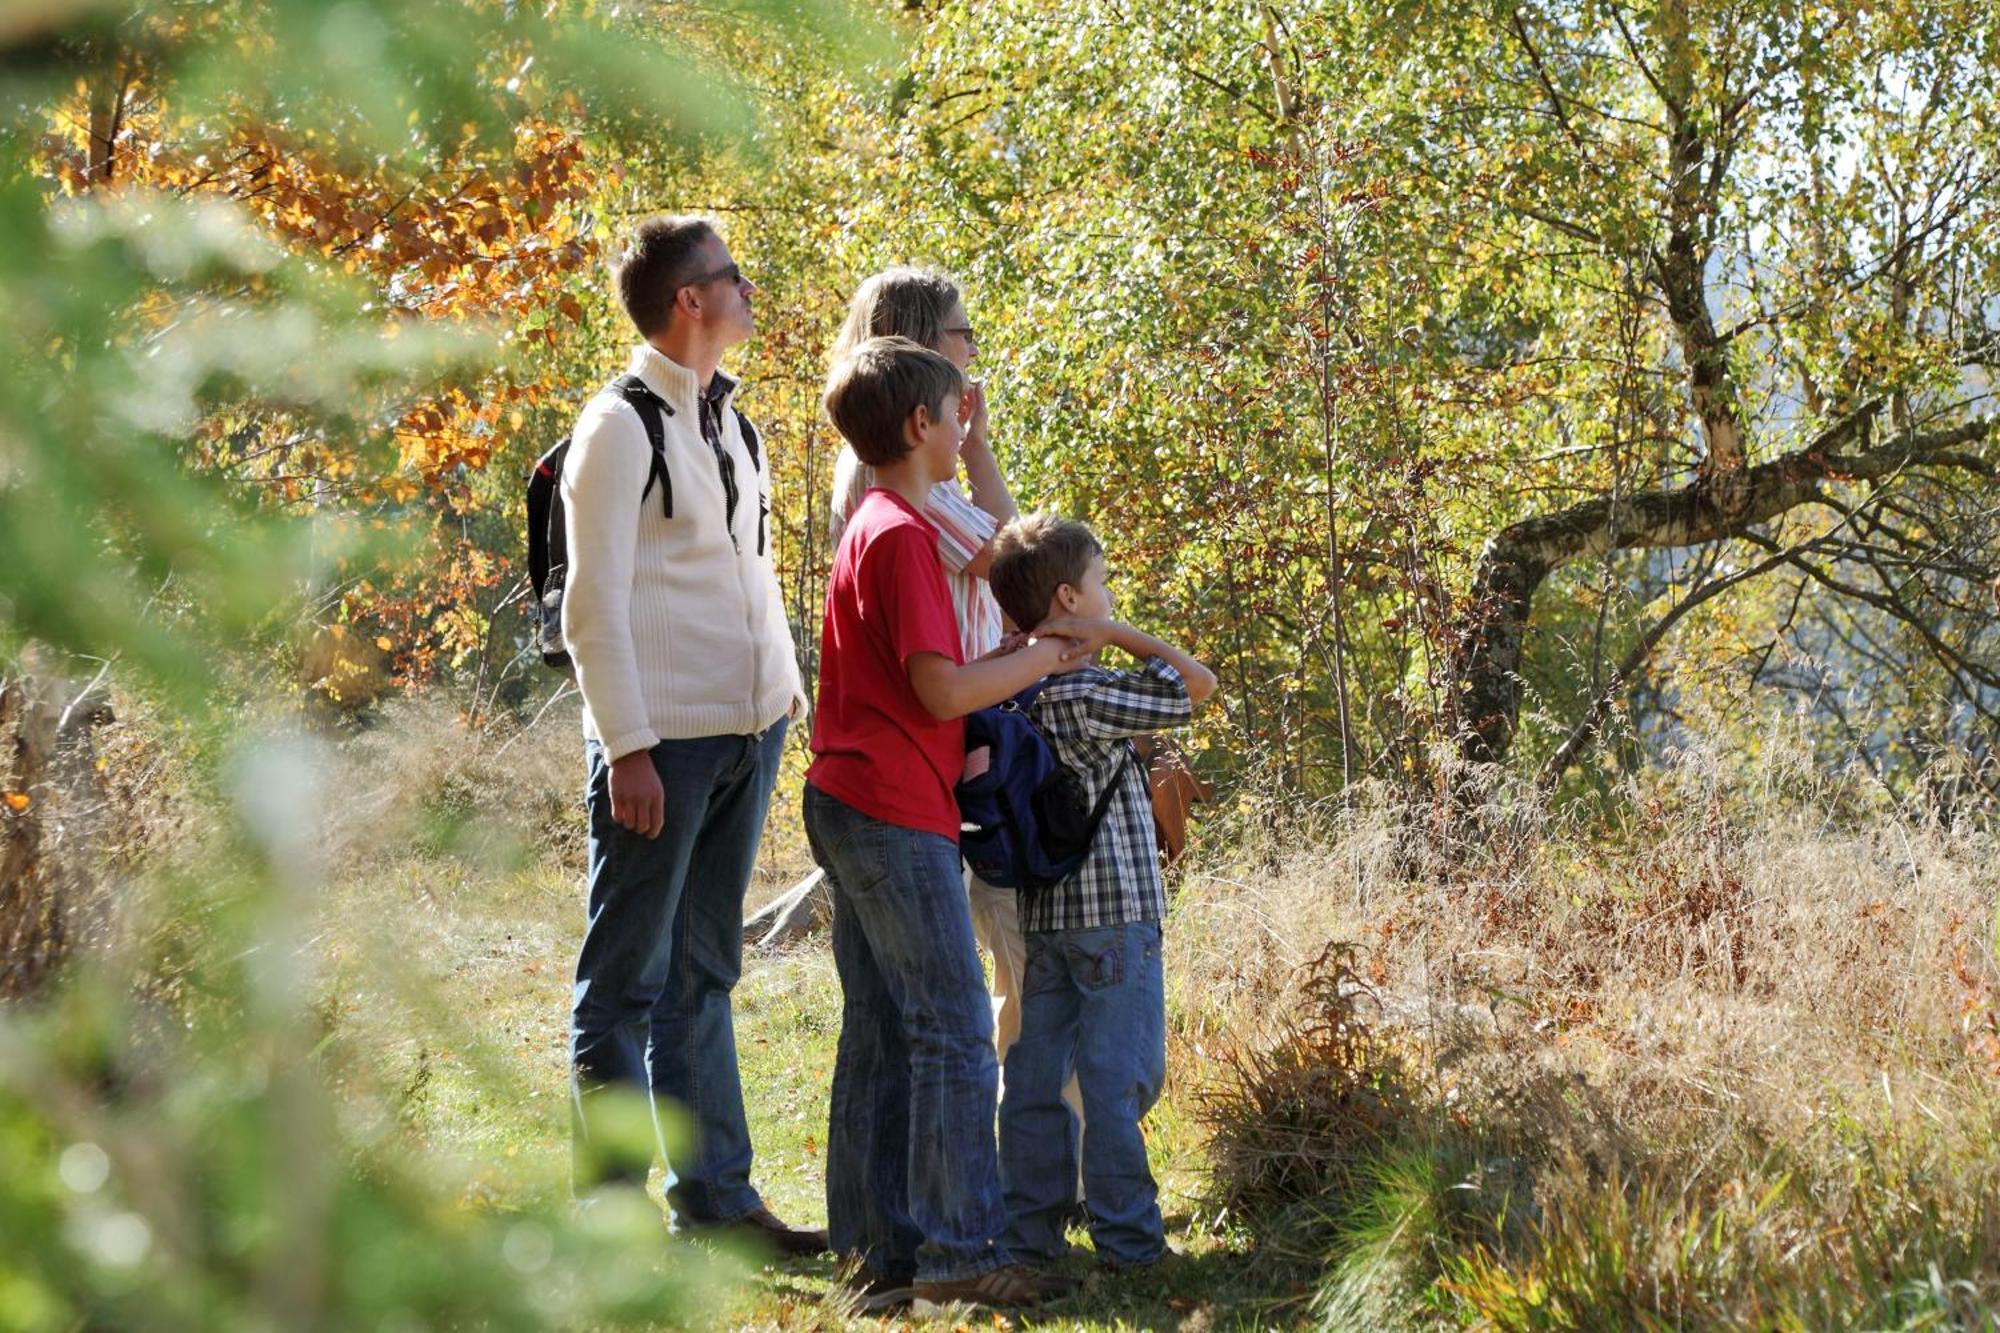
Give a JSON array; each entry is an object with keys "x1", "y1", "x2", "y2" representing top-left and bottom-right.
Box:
[{"x1": 0, "y1": 1, "x2": 875, "y2": 1324}]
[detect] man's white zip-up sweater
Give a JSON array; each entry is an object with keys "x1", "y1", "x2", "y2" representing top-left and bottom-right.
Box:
[{"x1": 561, "y1": 344, "x2": 805, "y2": 760}]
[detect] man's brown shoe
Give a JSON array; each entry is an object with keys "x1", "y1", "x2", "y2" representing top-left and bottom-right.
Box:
[
  {"x1": 844, "y1": 1266, "x2": 918, "y2": 1314},
  {"x1": 912, "y1": 1263, "x2": 1075, "y2": 1314},
  {"x1": 685, "y1": 1203, "x2": 830, "y2": 1258}
]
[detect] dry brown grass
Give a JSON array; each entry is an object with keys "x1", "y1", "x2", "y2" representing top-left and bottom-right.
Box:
[
  {"x1": 1198, "y1": 940, "x2": 1421, "y2": 1229},
  {"x1": 314, "y1": 692, "x2": 820, "y2": 911},
  {"x1": 1167, "y1": 727, "x2": 2000, "y2": 1324},
  {"x1": 33, "y1": 684, "x2": 1998, "y2": 1325},
  {"x1": 1175, "y1": 750, "x2": 1996, "y2": 1126}
]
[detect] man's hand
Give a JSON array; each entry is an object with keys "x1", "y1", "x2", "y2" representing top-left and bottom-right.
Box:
[{"x1": 609, "y1": 749, "x2": 666, "y2": 839}]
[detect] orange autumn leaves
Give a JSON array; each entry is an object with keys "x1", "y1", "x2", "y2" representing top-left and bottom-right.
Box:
[{"x1": 37, "y1": 39, "x2": 611, "y2": 694}]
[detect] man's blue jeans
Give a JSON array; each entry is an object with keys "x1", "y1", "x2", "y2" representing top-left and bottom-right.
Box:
[
  {"x1": 999, "y1": 920, "x2": 1167, "y2": 1267},
  {"x1": 802, "y1": 782, "x2": 1009, "y2": 1284},
  {"x1": 570, "y1": 722, "x2": 785, "y2": 1223}
]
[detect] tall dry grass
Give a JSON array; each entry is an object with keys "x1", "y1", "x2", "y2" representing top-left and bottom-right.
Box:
[
  {"x1": 1170, "y1": 718, "x2": 2000, "y2": 1326},
  {"x1": 320, "y1": 695, "x2": 2000, "y2": 1324},
  {"x1": 315, "y1": 692, "x2": 818, "y2": 907},
  {"x1": 27, "y1": 685, "x2": 1997, "y2": 1326}
]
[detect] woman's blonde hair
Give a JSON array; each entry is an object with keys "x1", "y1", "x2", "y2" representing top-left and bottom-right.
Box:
[{"x1": 830, "y1": 266, "x2": 962, "y2": 361}]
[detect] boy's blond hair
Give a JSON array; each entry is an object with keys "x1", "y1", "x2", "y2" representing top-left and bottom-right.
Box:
[
  {"x1": 822, "y1": 336, "x2": 965, "y2": 466},
  {"x1": 988, "y1": 514, "x2": 1103, "y2": 631}
]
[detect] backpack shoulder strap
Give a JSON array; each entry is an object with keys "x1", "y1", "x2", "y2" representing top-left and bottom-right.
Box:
[
  {"x1": 733, "y1": 406, "x2": 762, "y2": 473},
  {"x1": 1084, "y1": 744, "x2": 1137, "y2": 825},
  {"x1": 731, "y1": 407, "x2": 768, "y2": 555},
  {"x1": 1012, "y1": 677, "x2": 1054, "y2": 712},
  {"x1": 607, "y1": 374, "x2": 674, "y2": 518},
  {"x1": 608, "y1": 373, "x2": 670, "y2": 415}
]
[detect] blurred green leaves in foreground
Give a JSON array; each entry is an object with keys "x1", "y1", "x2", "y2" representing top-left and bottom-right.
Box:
[
  {"x1": 0, "y1": 786, "x2": 737, "y2": 1328},
  {"x1": 0, "y1": 1, "x2": 878, "y2": 1326},
  {"x1": 0, "y1": 0, "x2": 880, "y2": 701}
]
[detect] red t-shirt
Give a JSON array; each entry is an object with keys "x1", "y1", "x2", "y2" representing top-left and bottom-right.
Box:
[{"x1": 807, "y1": 488, "x2": 966, "y2": 839}]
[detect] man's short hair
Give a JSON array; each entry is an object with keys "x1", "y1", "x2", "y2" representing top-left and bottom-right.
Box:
[
  {"x1": 989, "y1": 514, "x2": 1104, "y2": 631},
  {"x1": 614, "y1": 215, "x2": 718, "y2": 336},
  {"x1": 822, "y1": 336, "x2": 965, "y2": 466},
  {"x1": 831, "y1": 266, "x2": 962, "y2": 360}
]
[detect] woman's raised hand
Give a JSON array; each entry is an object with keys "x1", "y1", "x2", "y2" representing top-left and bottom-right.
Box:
[{"x1": 958, "y1": 379, "x2": 989, "y2": 455}]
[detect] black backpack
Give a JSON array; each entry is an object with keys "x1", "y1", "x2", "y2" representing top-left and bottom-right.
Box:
[{"x1": 525, "y1": 375, "x2": 764, "y2": 670}]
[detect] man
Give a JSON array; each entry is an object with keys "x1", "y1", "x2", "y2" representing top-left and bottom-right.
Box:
[{"x1": 561, "y1": 215, "x2": 821, "y2": 1253}]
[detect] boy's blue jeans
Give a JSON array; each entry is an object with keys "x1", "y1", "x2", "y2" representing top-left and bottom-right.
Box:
[
  {"x1": 569, "y1": 723, "x2": 785, "y2": 1224},
  {"x1": 999, "y1": 920, "x2": 1167, "y2": 1267},
  {"x1": 802, "y1": 783, "x2": 1009, "y2": 1284}
]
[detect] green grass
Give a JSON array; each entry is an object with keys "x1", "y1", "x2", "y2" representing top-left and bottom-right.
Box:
[{"x1": 316, "y1": 828, "x2": 1313, "y2": 1329}]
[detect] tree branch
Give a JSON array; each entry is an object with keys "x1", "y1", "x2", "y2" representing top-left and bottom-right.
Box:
[
  {"x1": 1452, "y1": 409, "x2": 1993, "y2": 765},
  {"x1": 1539, "y1": 541, "x2": 1803, "y2": 789}
]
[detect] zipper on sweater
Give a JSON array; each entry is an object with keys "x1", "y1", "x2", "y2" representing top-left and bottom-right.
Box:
[
  {"x1": 742, "y1": 489, "x2": 762, "y2": 710},
  {"x1": 703, "y1": 393, "x2": 766, "y2": 714}
]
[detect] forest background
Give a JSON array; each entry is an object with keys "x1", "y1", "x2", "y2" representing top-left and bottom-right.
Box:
[{"x1": 2, "y1": 0, "x2": 1998, "y2": 1328}]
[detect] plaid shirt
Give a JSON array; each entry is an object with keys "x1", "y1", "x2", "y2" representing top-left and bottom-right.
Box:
[{"x1": 1019, "y1": 656, "x2": 1192, "y2": 933}]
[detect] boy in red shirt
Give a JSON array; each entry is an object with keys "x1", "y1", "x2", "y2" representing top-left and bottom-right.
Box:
[{"x1": 805, "y1": 337, "x2": 1077, "y2": 1313}]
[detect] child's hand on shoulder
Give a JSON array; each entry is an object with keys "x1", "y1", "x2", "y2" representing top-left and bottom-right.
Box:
[
  {"x1": 974, "y1": 630, "x2": 1031, "y2": 661},
  {"x1": 1017, "y1": 630, "x2": 1088, "y2": 674},
  {"x1": 1032, "y1": 616, "x2": 1122, "y2": 663}
]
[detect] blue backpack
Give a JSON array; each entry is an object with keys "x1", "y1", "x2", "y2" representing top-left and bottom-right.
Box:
[{"x1": 957, "y1": 680, "x2": 1134, "y2": 892}]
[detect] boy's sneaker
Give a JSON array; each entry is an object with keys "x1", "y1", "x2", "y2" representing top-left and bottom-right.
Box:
[{"x1": 912, "y1": 1263, "x2": 1076, "y2": 1314}]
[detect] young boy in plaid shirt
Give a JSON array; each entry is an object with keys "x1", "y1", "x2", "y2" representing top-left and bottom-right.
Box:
[{"x1": 985, "y1": 514, "x2": 1218, "y2": 1270}]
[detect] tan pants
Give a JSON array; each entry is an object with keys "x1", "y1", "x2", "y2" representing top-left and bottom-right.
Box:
[{"x1": 966, "y1": 871, "x2": 1086, "y2": 1145}]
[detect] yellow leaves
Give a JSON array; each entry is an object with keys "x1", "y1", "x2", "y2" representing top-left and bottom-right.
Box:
[{"x1": 380, "y1": 475, "x2": 423, "y2": 505}]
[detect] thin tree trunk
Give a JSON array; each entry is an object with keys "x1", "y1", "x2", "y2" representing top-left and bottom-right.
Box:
[
  {"x1": 86, "y1": 56, "x2": 131, "y2": 189},
  {"x1": 1, "y1": 663, "x2": 62, "y2": 998}
]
